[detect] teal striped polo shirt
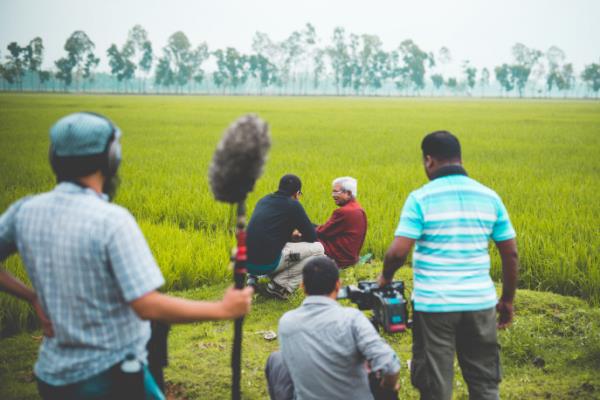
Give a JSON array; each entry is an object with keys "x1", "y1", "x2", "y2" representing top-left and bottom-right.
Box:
[{"x1": 395, "y1": 173, "x2": 516, "y2": 312}]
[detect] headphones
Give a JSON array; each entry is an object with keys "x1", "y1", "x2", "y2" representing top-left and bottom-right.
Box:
[{"x1": 49, "y1": 112, "x2": 122, "y2": 178}]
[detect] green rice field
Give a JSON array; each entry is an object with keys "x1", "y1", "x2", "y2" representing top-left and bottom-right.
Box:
[{"x1": 1, "y1": 93, "x2": 599, "y2": 336}]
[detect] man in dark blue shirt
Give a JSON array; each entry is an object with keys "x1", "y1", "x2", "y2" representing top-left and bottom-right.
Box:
[{"x1": 246, "y1": 174, "x2": 324, "y2": 299}]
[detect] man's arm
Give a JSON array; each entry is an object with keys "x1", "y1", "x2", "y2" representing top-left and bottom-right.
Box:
[
  {"x1": 316, "y1": 209, "x2": 345, "y2": 239},
  {"x1": 130, "y1": 286, "x2": 253, "y2": 323},
  {"x1": 378, "y1": 236, "x2": 416, "y2": 286},
  {"x1": 0, "y1": 267, "x2": 54, "y2": 337},
  {"x1": 494, "y1": 238, "x2": 519, "y2": 329},
  {"x1": 353, "y1": 312, "x2": 401, "y2": 390},
  {"x1": 293, "y1": 203, "x2": 317, "y2": 242}
]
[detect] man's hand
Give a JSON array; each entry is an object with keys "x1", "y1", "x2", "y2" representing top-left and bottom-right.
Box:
[
  {"x1": 381, "y1": 372, "x2": 400, "y2": 391},
  {"x1": 494, "y1": 238, "x2": 518, "y2": 329},
  {"x1": 377, "y1": 274, "x2": 391, "y2": 288},
  {"x1": 32, "y1": 296, "x2": 54, "y2": 337},
  {"x1": 496, "y1": 298, "x2": 514, "y2": 329},
  {"x1": 220, "y1": 286, "x2": 254, "y2": 319},
  {"x1": 291, "y1": 229, "x2": 302, "y2": 242},
  {"x1": 0, "y1": 269, "x2": 54, "y2": 337}
]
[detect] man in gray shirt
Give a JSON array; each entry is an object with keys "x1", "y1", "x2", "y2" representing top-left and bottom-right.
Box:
[{"x1": 266, "y1": 256, "x2": 400, "y2": 400}]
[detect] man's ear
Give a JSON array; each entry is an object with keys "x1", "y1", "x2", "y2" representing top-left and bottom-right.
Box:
[
  {"x1": 424, "y1": 155, "x2": 434, "y2": 170},
  {"x1": 300, "y1": 281, "x2": 307, "y2": 294}
]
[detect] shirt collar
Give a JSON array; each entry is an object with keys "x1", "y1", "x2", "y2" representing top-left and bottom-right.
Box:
[
  {"x1": 54, "y1": 181, "x2": 109, "y2": 202},
  {"x1": 430, "y1": 164, "x2": 468, "y2": 181},
  {"x1": 302, "y1": 295, "x2": 340, "y2": 307}
]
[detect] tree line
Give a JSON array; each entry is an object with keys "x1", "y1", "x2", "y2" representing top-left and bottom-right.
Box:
[{"x1": 1, "y1": 23, "x2": 599, "y2": 97}]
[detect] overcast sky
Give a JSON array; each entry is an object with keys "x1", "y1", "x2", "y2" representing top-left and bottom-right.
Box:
[{"x1": 1, "y1": 0, "x2": 598, "y2": 73}]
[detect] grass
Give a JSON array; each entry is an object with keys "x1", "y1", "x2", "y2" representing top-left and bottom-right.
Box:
[
  {"x1": 1, "y1": 94, "x2": 599, "y2": 335},
  {"x1": 2, "y1": 264, "x2": 600, "y2": 399}
]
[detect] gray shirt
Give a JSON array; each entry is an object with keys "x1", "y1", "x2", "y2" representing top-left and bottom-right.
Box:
[{"x1": 279, "y1": 296, "x2": 400, "y2": 400}]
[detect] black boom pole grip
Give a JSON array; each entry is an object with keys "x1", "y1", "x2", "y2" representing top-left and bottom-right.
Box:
[{"x1": 232, "y1": 200, "x2": 247, "y2": 400}]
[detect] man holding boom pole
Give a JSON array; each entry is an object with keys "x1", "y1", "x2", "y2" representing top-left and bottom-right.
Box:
[{"x1": 0, "y1": 112, "x2": 253, "y2": 399}]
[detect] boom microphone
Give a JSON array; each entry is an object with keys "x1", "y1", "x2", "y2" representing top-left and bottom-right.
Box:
[
  {"x1": 209, "y1": 114, "x2": 271, "y2": 203},
  {"x1": 208, "y1": 114, "x2": 271, "y2": 400}
]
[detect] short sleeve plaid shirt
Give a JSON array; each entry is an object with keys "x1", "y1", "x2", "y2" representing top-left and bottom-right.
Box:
[{"x1": 0, "y1": 182, "x2": 165, "y2": 385}]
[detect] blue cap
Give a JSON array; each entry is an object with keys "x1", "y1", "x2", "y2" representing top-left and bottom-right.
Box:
[{"x1": 50, "y1": 113, "x2": 118, "y2": 157}]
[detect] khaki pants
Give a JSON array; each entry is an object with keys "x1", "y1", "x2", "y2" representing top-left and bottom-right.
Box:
[
  {"x1": 271, "y1": 242, "x2": 324, "y2": 293},
  {"x1": 411, "y1": 308, "x2": 501, "y2": 400}
]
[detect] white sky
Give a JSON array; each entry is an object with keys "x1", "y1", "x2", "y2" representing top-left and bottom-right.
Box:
[{"x1": 1, "y1": 0, "x2": 599, "y2": 73}]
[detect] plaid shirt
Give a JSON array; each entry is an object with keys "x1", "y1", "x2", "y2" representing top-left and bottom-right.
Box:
[{"x1": 0, "y1": 182, "x2": 165, "y2": 385}]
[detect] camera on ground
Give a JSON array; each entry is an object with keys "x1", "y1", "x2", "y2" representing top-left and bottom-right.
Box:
[{"x1": 338, "y1": 281, "x2": 409, "y2": 334}]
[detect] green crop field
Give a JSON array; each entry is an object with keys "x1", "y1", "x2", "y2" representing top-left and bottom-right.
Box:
[{"x1": 1, "y1": 94, "x2": 600, "y2": 336}]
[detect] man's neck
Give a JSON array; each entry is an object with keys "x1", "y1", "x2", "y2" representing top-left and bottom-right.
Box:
[
  {"x1": 76, "y1": 171, "x2": 104, "y2": 195},
  {"x1": 429, "y1": 163, "x2": 467, "y2": 180}
]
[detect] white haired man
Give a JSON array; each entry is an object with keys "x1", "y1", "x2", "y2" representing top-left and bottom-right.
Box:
[{"x1": 316, "y1": 177, "x2": 367, "y2": 268}]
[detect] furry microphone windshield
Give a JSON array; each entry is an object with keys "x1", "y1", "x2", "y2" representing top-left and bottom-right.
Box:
[{"x1": 209, "y1": 114, "x2": 271, "y2": 203}]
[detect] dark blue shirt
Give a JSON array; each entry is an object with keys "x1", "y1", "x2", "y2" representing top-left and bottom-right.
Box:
[{"x1": 246, "y1": 191, "x2": 316, "y2": 265}]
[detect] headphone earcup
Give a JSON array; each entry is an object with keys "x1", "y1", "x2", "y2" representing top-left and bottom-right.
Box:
[
  {"x1": 49, "y1": 145, "x2": 58, "y2": 175},
  {"x1": 105, "y1": 138, "x2": 122, "y2": 176}
]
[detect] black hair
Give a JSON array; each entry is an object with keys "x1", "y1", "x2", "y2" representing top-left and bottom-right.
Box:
[
  {"x1": 303, "y1": 256, "x2": 339, "y2": 295},
  {"x1": 278, "y1": 174, "x2": 302, "y2": 196},
  {"x1": 52, "y1": 153, "x2": 106, "y2": 182},
  {"x1": 421, "y1": 130, "x2": 461, "y2": 161}
]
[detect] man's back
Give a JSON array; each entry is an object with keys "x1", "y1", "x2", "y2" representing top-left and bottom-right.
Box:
[
  {"x1": 246, "y1": 192, "x2": 316, "y2": 265},
  {"x1": 278, "y1": 296, "x2": 398, "y2": 400},
  {"x1": 396, "y1": 174, "x2": 515, "y2": 312},
  {"x1": 4, "y1": 182, "x2": 164, "y2": 385}
]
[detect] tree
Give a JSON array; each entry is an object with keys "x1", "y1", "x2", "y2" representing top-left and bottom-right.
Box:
[
  {"x1": 462, "y1": 61, "x2": 477, "y2": 94},
  {"x1": 480, "y1": 68, "x2": 490, "y2": 95},
  {"x1": 154, "y1": 57, "x2": 174, "y2": 88},
  {"x1": 555, "y1": 63, "x2": 574, "y2": 96},
  {"x1": 312, "y1": 48, "x2": 325, "y2": 89},
  {"x1": 495, "y1": 64, "x2": 514, "y2": 95},
  {"x1": 395, "y1": 39, "x2": 434, "y2": 94},
  {"x1": 4, "y1": 42, "x2": 26, "y2": 89},
  {"x1": 248, "y1": 54, "x2": 278, "y2": 92},
  {"x1": 190, "y1": 43, "x2": 209, "y2": 90},
  {"x1": 510, "y1": 43, "x2": 542, "y2": 97},
  {"x1": 54, "y1": 57, "x2": 74, "y2": 89},
  {"x1": 545, "y1": 46, "x2": 566, "y2": 94},
  {"x1": 125, "y1": 25, "x2": 154, "y2": 92},
  {"x1": 212, "y1": 47, "x2": 250, "y2": 92},
  {"x1": 107, "y1": 44, "x2": 135, "y2": 89},
  {"x1": 446, "y1": 77, "x2": 458, "y2": 93},
  {"x1": 55, "y1": 31, "x2": 99, "y2": 90},
  {"x1": 431, "y1": 74, "x2": 444, "y2": 93},
  {"x1": 23, "y1": 37, "x2": 44, "y2": 89},
  {"x1": 327, "y1": 27, "x2": 350, "y2": 94},
  {"x1": 155, "y1": 31, "x2": 207, "y2": 92},
  {"x1": 438, "y1": 47, "x2": 452, "y2": 64},
  {"x1": 509, "y1": 65, "x2": 532, "y2": 97},
  {"x1": 581, "y1": 62, "x2": 600, "y2": 97}
]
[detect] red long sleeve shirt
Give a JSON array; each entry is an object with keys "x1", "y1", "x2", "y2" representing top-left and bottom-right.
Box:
[{"x1": 316, "y1": 199, "x2": 367, "y2": 268}]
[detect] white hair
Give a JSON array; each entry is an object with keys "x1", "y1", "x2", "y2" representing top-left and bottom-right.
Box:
[{"x1": 332, "y1": 176, "x2": 358, "y2": 197}]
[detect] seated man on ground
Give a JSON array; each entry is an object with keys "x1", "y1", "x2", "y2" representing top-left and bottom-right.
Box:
[
  {"x1": 316, "y1": 176, "x2": 367, "y2": 268},
  {"x1": 266, "y1": 256, "x2": 400, "y2": 400},
  {"x1": 246, "y1": 174, "x2": 324, "y2": 299}
]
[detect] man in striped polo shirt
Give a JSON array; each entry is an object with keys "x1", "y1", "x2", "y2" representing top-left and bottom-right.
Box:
[{"x1": 379, "y1": 131, "x2": 519, "y2": 400}]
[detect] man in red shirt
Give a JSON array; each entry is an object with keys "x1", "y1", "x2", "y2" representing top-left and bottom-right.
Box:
[{"x1": 316, "y1": 177, "x2": 367, "y2": 268}]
